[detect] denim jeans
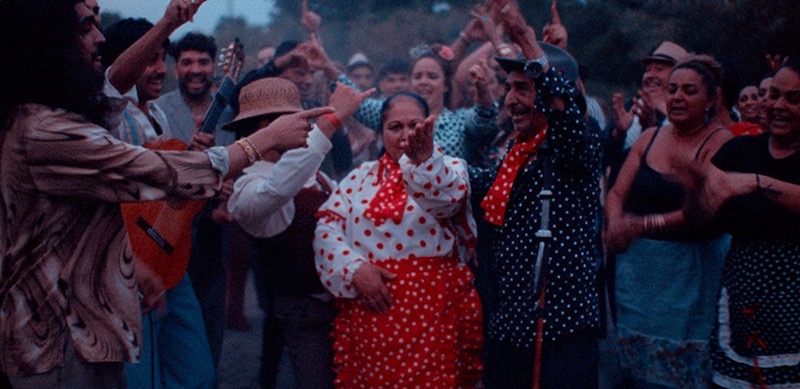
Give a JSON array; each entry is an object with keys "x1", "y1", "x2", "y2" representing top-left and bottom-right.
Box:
[{"x1": 124, "y1": 274, "x2": 215, "y2": 389}]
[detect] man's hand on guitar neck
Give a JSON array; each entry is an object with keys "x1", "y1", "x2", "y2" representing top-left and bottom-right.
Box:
[{"x1": 191, "y1": 132, "x2": 215, "y2": 151}]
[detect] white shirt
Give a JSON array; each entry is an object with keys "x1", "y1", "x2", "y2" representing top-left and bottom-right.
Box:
[
  {"x1": 313, "y1": 146, "x2": 477, "y2": 298},
  {"x1": 228, "y1": 126, "x2": 333, "y2": 238}
]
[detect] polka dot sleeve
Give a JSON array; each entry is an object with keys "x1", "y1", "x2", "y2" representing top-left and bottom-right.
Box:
[
  {"x1": 399, "y1": 145, "x2": 470, "y2": 220},
  {"x1": 536, "y1": 70, "x2": 601, "y2": 175},
  {"x1": 314, "y1": 167, "x2": 369, "y2": 298},
  {"x1": 459, "y1": 102, "x2": 499, "y2": 140}
]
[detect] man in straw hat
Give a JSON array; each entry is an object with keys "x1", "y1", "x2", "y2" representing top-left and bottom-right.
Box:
[
  {"x1": 468, "y1": 3, "x2": 602, "y2": 388},
  {"x1": 226, "y1": 77, "x2": 373, "y2": 389}
]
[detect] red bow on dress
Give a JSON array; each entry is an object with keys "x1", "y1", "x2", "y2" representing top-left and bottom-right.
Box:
[
  {"x1": 364, "y1": 154, "x2": 408, "y2": 226},
  {"x1": 480, "y1": 127, "x2": 548, "y2": 226}
]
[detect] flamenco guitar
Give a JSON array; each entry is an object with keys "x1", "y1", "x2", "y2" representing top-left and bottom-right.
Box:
[{"x1": 121, "y1": 40, "x2": 244, "y2": 290}]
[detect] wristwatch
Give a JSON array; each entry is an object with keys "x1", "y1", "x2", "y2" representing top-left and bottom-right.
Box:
[{"x1": 524, "y1": 53, "x2": 548, "y2": 80}]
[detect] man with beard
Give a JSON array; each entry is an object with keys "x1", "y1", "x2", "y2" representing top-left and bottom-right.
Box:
[
  {"x1": 157, "y1": 32, "x2": 232, "y2": 147},
  {"x1": 467, "y1": 4, "x2": 602, "y2": 388},
  {"x1": 0, "y1": 0, "x2": 327, "y2": 386},
  {"x1": 154, "y1": 32, "x2": 235, "y2": 371},
  {"x1": 101, "y1": 4, "x2": 216, "y2": 387}
]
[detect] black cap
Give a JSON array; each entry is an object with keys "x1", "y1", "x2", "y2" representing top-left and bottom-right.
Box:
[{"x1": 495, "y1": 42, "x2": 579, "y2": 82}]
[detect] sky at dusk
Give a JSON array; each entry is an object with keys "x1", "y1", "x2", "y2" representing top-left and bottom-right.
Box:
[{"x1": 99, "y1": 0, "x2": 276, "y2": 37}]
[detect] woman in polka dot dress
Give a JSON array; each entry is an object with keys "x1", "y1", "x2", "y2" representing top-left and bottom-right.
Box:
[
  {"x1": 314, "y1": 92, "x2": 482, "y2": 388},
  {"x1": 702, "y1": 57, "x2": 800, "y2": 388}
]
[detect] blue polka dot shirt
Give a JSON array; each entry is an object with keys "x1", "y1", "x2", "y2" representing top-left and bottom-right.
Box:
[{"x1": 469, "y1": 69, "x2": 603, "y2": 347}]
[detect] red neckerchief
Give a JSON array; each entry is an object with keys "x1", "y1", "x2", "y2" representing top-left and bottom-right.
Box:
[
  {"x1": 364, "y1": 154, "x2": 407, "y2": 226},
  {"x1": 480, "y1": 126, "x2": 548, "y2": 226}
]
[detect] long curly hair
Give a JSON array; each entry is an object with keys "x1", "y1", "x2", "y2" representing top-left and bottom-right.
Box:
[{"x1": 0, "y1": 0, "x2": 110, "y2": 129}]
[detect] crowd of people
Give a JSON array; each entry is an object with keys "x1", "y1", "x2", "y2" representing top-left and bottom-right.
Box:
[{"x1": 0, "y1": 0, "x2": 798, "y2": 388}]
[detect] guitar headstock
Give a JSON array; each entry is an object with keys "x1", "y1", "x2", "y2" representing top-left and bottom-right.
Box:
[{"x1": 218, "y1": 38, "x2": 245, "y2": 83}]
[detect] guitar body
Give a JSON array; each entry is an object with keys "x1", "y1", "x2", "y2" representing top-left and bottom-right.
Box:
[
  {"x1": 121, "y1": 139, "x2": 206, "y2": 290},
  {"x1": 120, "y1": 40, "x2": 244, "y2": 290}
]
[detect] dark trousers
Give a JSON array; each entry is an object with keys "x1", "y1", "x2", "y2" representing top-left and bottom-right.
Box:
[
  {"x1": 188, "y1": 217, "x2": 228, "y2": 370},
  {"x1": 273, "y1": 296, "x2": 336, "y2": 389},
  {"x1": 484, "y1": 329, "x2": 599, "y2": 389}
]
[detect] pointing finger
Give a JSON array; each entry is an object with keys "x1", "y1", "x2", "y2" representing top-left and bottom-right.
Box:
[{"x1": 294, "y1": 106, "x2": 336, "y2": 120}]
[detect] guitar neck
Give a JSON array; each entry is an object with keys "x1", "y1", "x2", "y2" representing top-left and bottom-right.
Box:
[{"x1": 197, "y1": 76, "x2": 237, "y2": 135}]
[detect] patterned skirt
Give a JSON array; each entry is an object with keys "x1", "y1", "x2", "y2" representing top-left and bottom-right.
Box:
[
  {"x1": 332, "y1": 256, "x2": 483, "y2": 388},
  {"x1": 615, "y1": 236, "x2": 729, "y2": 388}
]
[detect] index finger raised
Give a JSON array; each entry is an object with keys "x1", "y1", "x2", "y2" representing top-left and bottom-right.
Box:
[{"x1": 550, "y1": 0, "x2": 562, "y2": 24}]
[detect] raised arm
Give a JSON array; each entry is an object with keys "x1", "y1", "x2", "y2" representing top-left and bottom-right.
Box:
[
  {"x1": 108, "y1": 0, "x2": 206, "y2": 94},
  {"x1": 228, "y1": 83, "x2": 374, "y2": 237},
  {"x1": 542, "y1": 0, "x2": 568, "y2": 51},
  {"x1": 400, "y1": 116, "x2": 471, "y2": 219}
]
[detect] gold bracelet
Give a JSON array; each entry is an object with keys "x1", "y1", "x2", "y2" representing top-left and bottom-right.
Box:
[
  {"x1": 242, "y1": 137, "x2": 263, "y2": 161},
  {"x1": 236, "y1": 137, "x2": 262, "y2": 164}
]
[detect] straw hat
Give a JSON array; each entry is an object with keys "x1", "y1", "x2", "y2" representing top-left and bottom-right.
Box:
[{"x1": 224, "y1": 77, "x2": 303, "y2": 131}]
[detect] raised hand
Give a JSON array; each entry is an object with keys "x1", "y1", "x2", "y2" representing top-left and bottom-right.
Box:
[
  {"x1": 326, "y1": 82, "x2": 376, "y2": 124},
  {"x1": 463, "y1": 18, "x2": 487, "y2": 43},
  {"x1": 636, "y1": 89, "x2": 659, "y2": 128},
  {"x1": 164, "y1": 0, "x2": 207, "y2": 28},
  {"x1": 302, "y1": 36, "x2": 340, "y2": 81},
  {"x1": 542, "y1": 0, "x2": 568, "y2": 50},
  {"x1": 273, "y1": 43, "x2": 310, "y2": 70},
  {"x1": 301, "y1": 0, "x2": 321, "y2": 36},
  {"x1": 766, "y1": 53, "x2": 784, "y2": 73},
  {"x1": 353, "y1": 262, "x2": 397, "y2": 313},
  {"x1": 495, "y1": 0, "x2": 542, "y2": 61},
  {"x1": 301, "y1": 37, "x2": 331, "y2": 71},
  {"x1": 251, "y1": 106, "x2": 336, "y2": 152},
  {"x1": 401, "y1": 115, "x2": 436, "y2": 164},
  {"x1": 462, "y1": 5, "x2": 494, "y2": 43},
  {"x1": 612, "y1": 92, "x2": 634, "y2": 133},
  {"x1": 469, "y1": 59, "x2": 495, "y2": 108},
  {"x1": 495, "y1": 1, "x2": 530, "y2": 43}
]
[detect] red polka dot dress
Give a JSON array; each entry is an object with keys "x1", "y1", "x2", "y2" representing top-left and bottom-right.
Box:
[{"x1": 314, "y1": 146, "x2": 482, "y2": 388}]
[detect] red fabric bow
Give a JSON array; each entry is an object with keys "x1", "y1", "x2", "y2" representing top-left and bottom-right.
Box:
[
  {"x1": 364, "y1": 154, "x2": 408, "y2": 226},
  {"x1": 480, "y1": 128, "x2": 548, "y2": 226}
]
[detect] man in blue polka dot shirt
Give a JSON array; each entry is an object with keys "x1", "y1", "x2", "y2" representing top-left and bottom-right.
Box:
[{"x1": 469, "y1": 5, "x2": 602, "y2": 388}]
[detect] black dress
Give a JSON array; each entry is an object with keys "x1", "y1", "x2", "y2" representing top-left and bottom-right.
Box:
[{"x1": 710, "y1": 134, "x2": 800, "y2": 387}]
